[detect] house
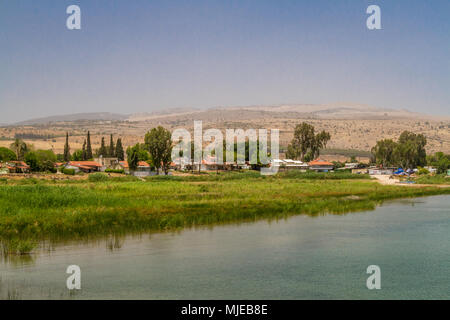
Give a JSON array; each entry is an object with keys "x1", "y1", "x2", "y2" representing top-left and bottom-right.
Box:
[
  {"x1": 117, "y1": 161, "x2": 130, "y2": 174},
  {"x1": 94, "y1": 156, "x2": 120, "y2": 171},
  {"x1": 200, "y1": 155, "x2": 228, "y2": 171},
  {"x1": 308, "y1": 159, "x2": 334, "y2": 172},
  {"x1": 270, "y1": 159, "x2": 309, "y2": 171},
  {"x1": 4, "y1": 161, "x2": 31, "y2": 173},
  {"x1": 344, "y1": 163, "x2": 359, "y2": 169},
  {"x1": 64, "y1": 161, "x2": 102, "y2": 173},
  {"x1": 0, "y1": 163, "x2": 9, "y2": 174},
  {"x1": 171, "y1": 157, "x2": 191, "y2": 171},
  {"x1": 284, "y1": 159, "x2": 309, "y2": 170},
  {"x1": 132, "y1": 161, "x2": 152, "y2": 177},
  {"x1": 368, "y1": 166, "x2": 395, "y2": 175}
]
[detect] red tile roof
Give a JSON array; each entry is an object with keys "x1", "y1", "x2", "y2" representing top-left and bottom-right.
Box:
[
  {"x1": 138, "y1": 161, "x2": 150, "y2": 167},
  {"x1": 119, "y1": 161, "x2": 129, "y2": 168},
  {"x1": 68, "y1": 161, "x2": 101, "y2": 167},
  {"x1": 308, "y1": 159, "x2": 334, "y2": 166},
  {"x1": 8, "y1": 161, "x2": 30, "y2": 168}
]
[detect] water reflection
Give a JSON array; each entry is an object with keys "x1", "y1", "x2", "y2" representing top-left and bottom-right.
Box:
[{"x1": 1, "y1": 195, "x2": 449, "y2": 300}]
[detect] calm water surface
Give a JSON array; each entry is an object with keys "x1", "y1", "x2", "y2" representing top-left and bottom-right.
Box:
[{"x1": 1, "y1": 195, "x2": 449, "y2": 299}]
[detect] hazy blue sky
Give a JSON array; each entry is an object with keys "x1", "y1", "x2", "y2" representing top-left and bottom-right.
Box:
[{"x1": 1, "y1": 0, "x2": 449, "y2": 123}]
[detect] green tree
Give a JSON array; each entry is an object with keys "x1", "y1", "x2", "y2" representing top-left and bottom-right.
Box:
[
  {"x1": 86, "y1": 131, "x2": 93, "y2": 159},
  {"x1": 115, "y1": 138, "x2": 125, "y2": 161},
  {"x1": 128, "y1": 147, "x2": 139, "y2": 171},
  {"x1": 144, "y1": 126, "x2": 173, "y2": 175},
  {"x1": 63, "y1": 132, "x2": 71, "y2": 162},
  {"x1": 9, "y1": 139, "x2": 28, "y2": 160},
  {"x1": 371, "y1": 139, "x2": 398, "y2": 167},
  {"x1": 25, "y1": 149, "x2": 56, "y2": 172},
  {"x1": 25, "y1": 151, "x2": 39, "y2": 171},
  {"x1": 286, "y1": 123, "x2": 331, "y2": 161},
  {"x1": 126, "y1": 143, "x2": 150, "y2": 162},
  {"x1": 97, "y1": 137, "x2": 107, "y2": 157},
  {"x1": 108, "y1": 134, "x2": 115, "y2": 157},
  {"x1": 82, "y1": 140, "x2": 87, "y2": 161},
  {"x1": 72, "y1": 150, "x2": 84, "y2": 161},
  {"x1": 35, "y1": 149, "x2": 57, "y2": 172},
  {"x1": 395, "y1": 131, "x2": 427, "y2": 168},
  {"x1": 427, "y1": 152, "x2": 450, "y2": 174},
  {"x1": 0, "y1": 147, "x2": 16, "y2": 161}
]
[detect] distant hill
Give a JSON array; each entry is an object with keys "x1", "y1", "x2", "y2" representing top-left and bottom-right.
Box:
[
  {"x1": 15, "y1": 112, "x2": 128, "y2": 125},
  {"x1": 127, "y1": 103, "x2": 447, "y2": 122},
  {"x1": 3, "y1": 103, "x2": 448, "y2": 156},
  {"x1": 14, "y1": 103, "x2": 448, "y2": 125}
]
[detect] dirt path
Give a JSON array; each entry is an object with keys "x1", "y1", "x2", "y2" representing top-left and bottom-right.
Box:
[{"x1": 372, "y1": 175, "x2": 450, "y2": 188}]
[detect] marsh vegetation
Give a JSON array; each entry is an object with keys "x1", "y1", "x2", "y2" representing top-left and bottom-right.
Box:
[{"x1": 0, "y1": 171, "x2": 449, "y2": 254}]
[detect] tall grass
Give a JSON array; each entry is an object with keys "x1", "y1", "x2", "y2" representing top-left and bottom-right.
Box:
[
  {"x1": 0, "y1": 173, "x2": 449, "y2": 247},
  {"x1": 414, "y1": 174, "x2": 449, "y2": 185}
]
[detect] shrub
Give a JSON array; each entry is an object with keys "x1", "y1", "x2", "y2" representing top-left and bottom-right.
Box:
[
  {"x1": 109, "y1": 176, "x2": 139, "y2": 182},
  {"x1": 62, "y1": 168, "x2": 75, "y2": 175},
  {"x1": 105, "y1": 169, "x2": 125, "y2": 174},
  {"x1": 88, "y1": 172, "x2": 109, "y2": 182},
  {"x1": 417, "y1": 167, "x2": 430, "y2": 175}
]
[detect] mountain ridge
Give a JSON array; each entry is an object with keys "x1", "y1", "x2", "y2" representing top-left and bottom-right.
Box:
[{"x1": 12, "y1": 103, "x2": 449, "y2": 125}]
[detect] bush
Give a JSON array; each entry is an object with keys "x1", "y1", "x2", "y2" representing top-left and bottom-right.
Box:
[
  {"x1": 105, "y1": 169, "x2": 125, "y2": 174},
  {"x1": 88, "y1": 172, "x2": 109, "y2": 182},
  {"x1": 62, "y1": 168, "x2": 75, "y2": 175},
  {"x1": 417, "y1": 167, "x2": 430, "y2": 175}
]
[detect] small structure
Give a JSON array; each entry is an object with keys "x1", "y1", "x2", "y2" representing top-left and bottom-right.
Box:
[
  {"x1": 4, "y1": 161, "x2": 31, "y2": 173},
  {"x1": 94, "y1": 156, "x2": 120, "y2": 171},
  {"x1": 424, "y1": 166, "x2": 437, "y2": 174},
  {"x1": 171, "y1": 157, "x2": 192, "y2": 171},
  {"x1": 351, "y1": 168, "x2": 368, "y2": 174},
  {"x1": 200, "y1": 155, "x2": 228, "y2": 171},
  {"x1": 117, "y1": 161, "x2": 130, "y2": 174},
  {"x1": 270, "y1": 159, "x2": 309, "y2": 171},
  {"x1": 0, "y1": 163, "x2": 9, "y2": 174},
  {"x1": 308, "y1": 159, "x2": 334, "y2": 172},
  {"x1": 64, "y1": 161, "x2": 102, "y2": 173},
  {"x1": 447, "y1": 169, "x2": 450, "y2": 176},
  {"x1": 284, "y1": 159, "x2": 309, "y2": 170},
  {"x1": 133, "y1": 161, "x2": 151, "y2": 177},
  {"x1": 344, "y1": 163, "x2": 359, "y2": 169},
  {"x1": 368, "y1": 167, "x2": 395, "y2": 175}
]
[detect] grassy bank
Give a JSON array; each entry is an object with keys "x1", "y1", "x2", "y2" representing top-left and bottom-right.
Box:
[
  {"x1": 413, "y1": 174, "x2": 450, "y2": 185},
  {"x1": 0, "y1": 171, "x2": 449, "y2": 245}
]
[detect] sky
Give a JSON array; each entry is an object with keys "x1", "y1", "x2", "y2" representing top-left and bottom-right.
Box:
[{"x1": 0, "y1": 0, "x2": 449, "y2": 123}]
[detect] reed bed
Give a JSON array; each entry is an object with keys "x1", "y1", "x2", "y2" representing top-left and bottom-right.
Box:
[{"x1": 0, "y1": 172, "x2": 448, "y2": 246}]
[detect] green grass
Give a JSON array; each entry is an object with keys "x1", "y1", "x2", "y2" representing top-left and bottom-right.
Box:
[
  {"x1": 414, "y1": 174, "x2": 450, "y2": 185},
  {"x1": 0, "y1": 172, "x2": 449, "y2": 247}
]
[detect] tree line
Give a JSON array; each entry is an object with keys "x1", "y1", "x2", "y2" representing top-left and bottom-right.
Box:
[{"x1": 371, "y1": 130, "x2": 449, "y2": 173}]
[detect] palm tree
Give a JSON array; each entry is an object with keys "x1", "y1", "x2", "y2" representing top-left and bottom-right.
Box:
[{"x1": 10, "y1": 139, "x2": 28, "y2": 160}]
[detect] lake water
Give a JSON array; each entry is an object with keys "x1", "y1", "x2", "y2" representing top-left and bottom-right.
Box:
[{"x1": 1, "y1": 195, "x2": 449, "y2": 299}]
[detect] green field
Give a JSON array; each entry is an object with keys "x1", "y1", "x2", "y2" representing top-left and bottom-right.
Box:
[{"x1": 1, "y1": 171, "x2": 449, "y2": 251}]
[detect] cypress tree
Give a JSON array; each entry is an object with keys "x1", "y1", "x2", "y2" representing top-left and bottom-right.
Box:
[
  {"x1": 63, "y1": 132, "x2": 71, "y2": 162},
  {"x1": 98, "y1": 137, "x2": 107, "y2": 157},
  {"x1": 115, "y1": 138, "x2": 124, "y2": 161},
  {"x1": 109, "y1": 134, "x2": 115, "y2": 157},
  {"x1": 86, "y1": 131, "x2": 93, "y2": 160},
  {"x1": 82, "y1": 140, "x2": 87, "y2": 161},
  {"x1": 129, "y1": 147, "x2": 139, "y2": 171}
]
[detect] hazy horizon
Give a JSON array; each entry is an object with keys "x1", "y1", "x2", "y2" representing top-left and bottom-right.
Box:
[{"x1": 1, "y1": 0, "x2": 449, "y2": 123}]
